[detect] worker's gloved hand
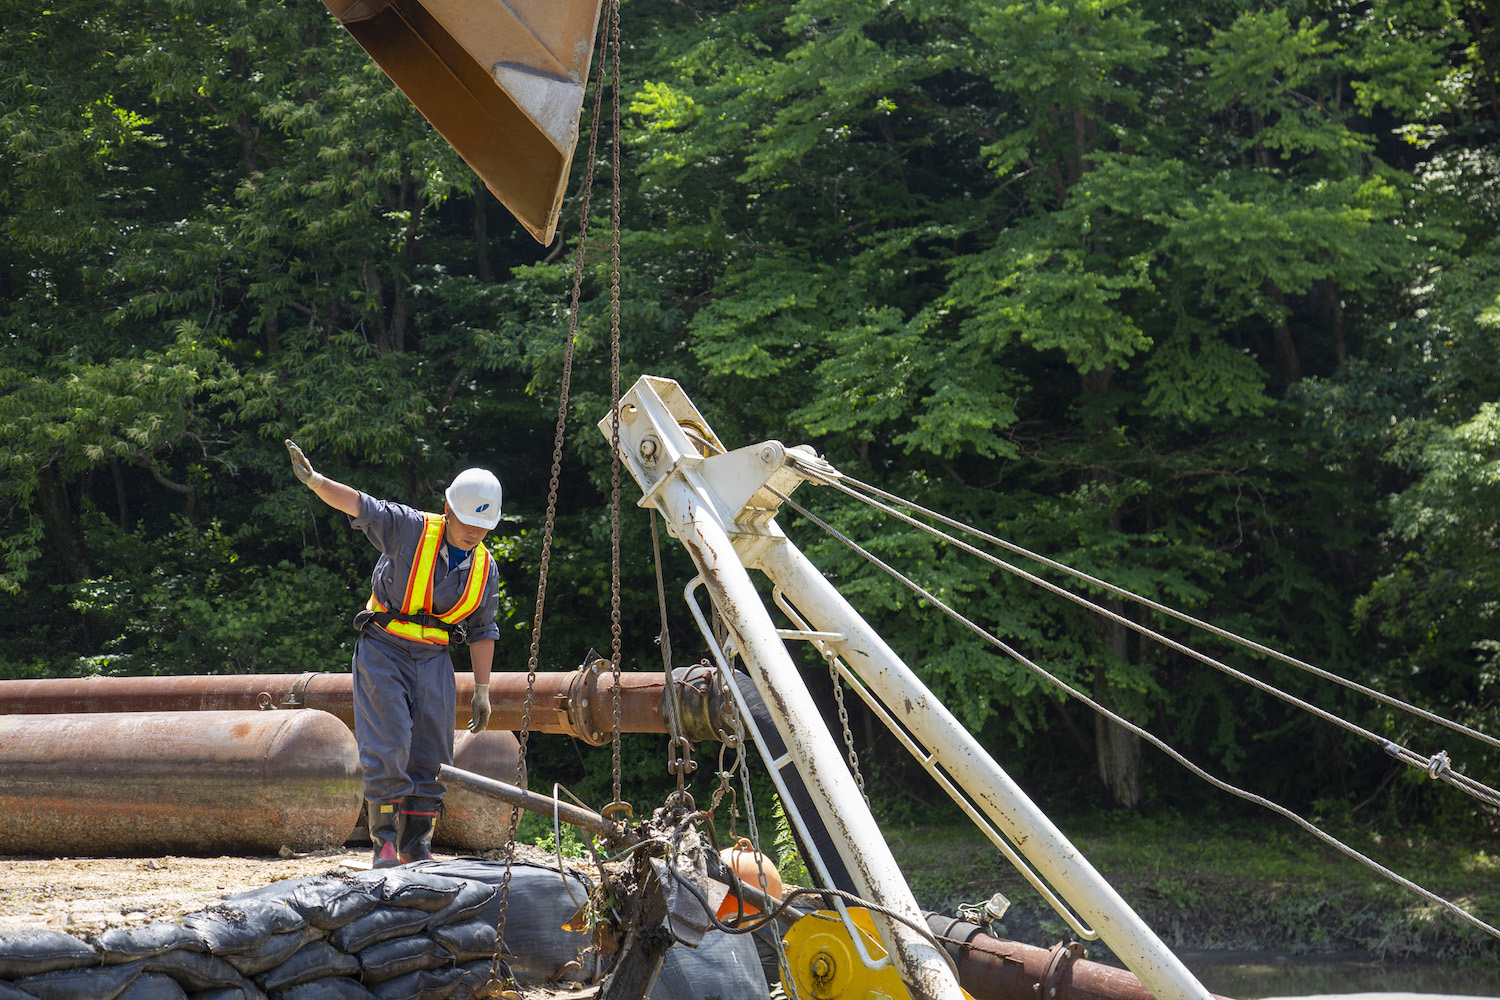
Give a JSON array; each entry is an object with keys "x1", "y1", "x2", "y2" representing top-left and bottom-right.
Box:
[
  {"x1": 285, "y1": 439, "x2": 324, "y2": 490},
  {"x1": 469, "y1": 683, "x2": 491, "y2": 733}
]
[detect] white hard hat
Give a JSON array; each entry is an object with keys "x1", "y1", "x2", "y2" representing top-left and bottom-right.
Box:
[{"x1": 445, "y1": 468, "x2": 502, "y2": 529}]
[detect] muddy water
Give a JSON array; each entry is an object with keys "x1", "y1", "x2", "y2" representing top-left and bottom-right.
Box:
[{"x1": 1181, "y1": 951, "x2": 1500, "y2": 999}]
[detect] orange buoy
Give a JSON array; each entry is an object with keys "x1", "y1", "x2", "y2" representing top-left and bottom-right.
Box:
[{"x1": 716, "y1": 837, "x2": 783, "y2": 919}]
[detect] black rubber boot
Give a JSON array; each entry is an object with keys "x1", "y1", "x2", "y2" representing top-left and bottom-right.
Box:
[
  {"x1": 397, "y1": 796, "x2": 441, "y2": 864},
  {"x1": 368, "y1": 799, "x2": 402, "y2": 869}
]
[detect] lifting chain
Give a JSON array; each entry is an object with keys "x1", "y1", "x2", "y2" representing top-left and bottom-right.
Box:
[
  {"x1": 488, "y1": 1, "x2": 622, "y2": 993},
  {"x1": 652, "y1": 511, "x2": 696, "y2": 808},
  {"x1": 605, "y1": 0, "x2": 625, "y2": 817},
  {"x1": 707, "y1": 659, "x2": 742, "y2": 839},
  {"x1": 825, "y1": 646, "x2": 867, "y2": 802}
]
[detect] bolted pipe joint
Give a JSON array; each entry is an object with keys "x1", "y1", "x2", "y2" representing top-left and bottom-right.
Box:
[{"x1": 663, "y1": 663, "x2": 739, "y2": 745}]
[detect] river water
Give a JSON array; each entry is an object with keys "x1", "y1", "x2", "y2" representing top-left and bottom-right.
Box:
[{"x1": 1182, "y1": 952, "x2": 1500, "y2": 999}]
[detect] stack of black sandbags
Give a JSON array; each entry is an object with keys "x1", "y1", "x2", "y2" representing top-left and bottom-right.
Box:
[
  {"x1": 0, "y1": 860, "x2": 769, "y2": 1000},
  {"x1": 0, "y1": 865, "x2": 588, "y2": 1000}
]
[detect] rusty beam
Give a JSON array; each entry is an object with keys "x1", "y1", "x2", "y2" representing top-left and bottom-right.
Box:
[{"x1": 0, "y1": 668, "x2": 731, "y2": 744}]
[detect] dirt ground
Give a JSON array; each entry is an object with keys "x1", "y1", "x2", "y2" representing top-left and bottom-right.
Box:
[
  {"x1": 0, "y1": 844, "x2": 575, "y2": 938},
  {"x1": 0, "y1": 848, "x2": 375, "y2": 936}
]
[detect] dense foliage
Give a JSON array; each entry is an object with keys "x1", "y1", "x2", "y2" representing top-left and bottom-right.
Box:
[{"x1": 2, "y1": 0, "x2": 1497, "y2": 834}]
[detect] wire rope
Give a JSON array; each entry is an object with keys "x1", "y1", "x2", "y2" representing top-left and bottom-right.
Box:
[
  {"x1": 789, "y1": 466, "x2": 1500, "y2": 811},
  {"x1": 770, "y1": 486, "x2": 1500, "y2": 943},
  {"x1": 815, "y1": 467, "x2": 1500, "y2": 756}
]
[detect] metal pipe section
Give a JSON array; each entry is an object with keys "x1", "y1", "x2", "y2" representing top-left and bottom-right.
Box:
[
  {"x1": 756, "y1": 538, "x2": 1213, "y2": 1000},
  {"x1": 437, "y1": 729, "x2": 523, "y2": 850},
  {"x1": 440, "y1": 763, "x2": 623, "y2": 843},
  {"x1": 0, "y1": 669, "x2": 727, "y2": 744},
  {"x1": 603, "y1": 381, "x2": 964, "y2": 1000},
  {"x1": 928, "y1": 916, "x2": 1233, "y2": 1000},
  {"x1": 0, "y1": 710, "x2": 361, "y2": 856}
]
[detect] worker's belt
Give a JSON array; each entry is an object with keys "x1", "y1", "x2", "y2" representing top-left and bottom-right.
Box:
[{"x1": 353, "y1": 608, "x2": 468, "y2": 646}]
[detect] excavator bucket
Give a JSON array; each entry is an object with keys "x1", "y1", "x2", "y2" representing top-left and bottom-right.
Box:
[{"x1": 321, "y1": 0, "x2": 604, "y2": 245}]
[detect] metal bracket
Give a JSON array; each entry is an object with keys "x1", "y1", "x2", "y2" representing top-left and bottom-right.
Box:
[{"x1": 282, "y1": 672, "x2": 318, "y2": 709}]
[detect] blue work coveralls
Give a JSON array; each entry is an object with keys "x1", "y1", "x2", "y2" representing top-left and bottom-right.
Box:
[{"x1": 348, "y1": 493, "x2": 501, "y2": 804}]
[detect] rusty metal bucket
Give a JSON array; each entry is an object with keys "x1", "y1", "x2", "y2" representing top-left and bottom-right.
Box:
[{"x1": 322, "y1": 0, "x2": 603, "y2": 244}]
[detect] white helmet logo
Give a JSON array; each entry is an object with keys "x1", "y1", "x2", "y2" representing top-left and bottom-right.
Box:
[{"x1": 476, "y1": 503, "x2": 490, "y2": 513}]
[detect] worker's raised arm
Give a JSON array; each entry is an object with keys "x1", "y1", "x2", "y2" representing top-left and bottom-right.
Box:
[{"x1": 285, "y1": 439, "x2": 361, "y2": 517}]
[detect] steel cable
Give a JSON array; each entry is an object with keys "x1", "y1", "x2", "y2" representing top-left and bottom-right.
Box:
[
  {"x1": 789, "y1": 464, "x2": 1500, "y2": 811},
  {"x1": 815, "y1": 466, "x2": 1500, "y2": 756},
  {"x1": 771, "y1": 487, "x2": 1500, "y2": 943}
]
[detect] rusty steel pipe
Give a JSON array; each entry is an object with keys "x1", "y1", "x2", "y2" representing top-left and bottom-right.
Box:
[
  {"x1": 0, "y1": 668, "x2": 728, "y2": 743},
  {"x1": 929, "y1": 916, "x2": 1234, "y2": 1000},
  {"x1": 0, "y1": 710, "x2": 361, "y2": 856}
]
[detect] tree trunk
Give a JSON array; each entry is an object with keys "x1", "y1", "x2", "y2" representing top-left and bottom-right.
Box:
[
  {"x1": 1076, "y1": 365, "x2": 1143, "y2": 807},
  {"x1": 1267, "y1": 281, "x2": 1301, "y2": 384},
  {"x1": 1093, "y1": 597, "x2": 1142, "y2": 809},
  {"x1": 363, "y1": 259, "x2": 388, "y2": 353},
  {"x1": 37, "y1": 466, "x2": 90, "y2": 582},
  {"x1": 1323, "y1": 280, "x2": 1345, "y2": 366},
  {"x1": 109, "y1": 456, "x2": 131, "y2": 531}
]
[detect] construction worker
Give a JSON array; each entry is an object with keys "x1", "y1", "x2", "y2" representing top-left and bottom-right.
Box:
[{"x1": 285, "y1": 440, "x2": 501, "y2": 868}]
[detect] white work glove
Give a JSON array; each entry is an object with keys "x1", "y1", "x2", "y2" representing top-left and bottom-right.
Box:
[
  {"x1": 285, "y1": 439, "x2": 324, "y2": 490},
  {"x1": 469, "y1": 683, "x2": 491, "y2": 733}
]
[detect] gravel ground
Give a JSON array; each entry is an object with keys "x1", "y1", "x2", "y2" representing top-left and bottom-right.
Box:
[
  {"x1": 0, "y1": 842, "x2": 578, "y2": 937},
  {"x1": 0, "y1": 848, "x2": 374, "y2": 935}
]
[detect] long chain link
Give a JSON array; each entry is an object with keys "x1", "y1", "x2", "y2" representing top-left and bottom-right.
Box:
[
  {"x1": 488, "y1": 3, "x2": 616, "y2": 989},
  {"x1": 606, "y1": 0, "x2": 625, "y2": 810},
  {"x1": 827, "y1": 650, "x2": 867, "y2": 801},
  {"x1": 652, "y1": 512, "x2": 696, "y2": 805}
]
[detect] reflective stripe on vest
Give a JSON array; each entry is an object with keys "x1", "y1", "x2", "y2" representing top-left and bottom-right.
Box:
[{"x1": 368, "y1": 513, "x2": 492, "y2": 645}]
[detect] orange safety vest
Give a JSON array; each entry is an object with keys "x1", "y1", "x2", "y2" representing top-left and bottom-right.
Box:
[{"x1": 366, "y1": 513, "x2": 493, "y2": 645}]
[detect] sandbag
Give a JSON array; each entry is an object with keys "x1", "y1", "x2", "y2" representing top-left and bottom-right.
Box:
[
  {"x1": 13, "y1": 958, "x2": 143, "y2": 1000},
  {"x1": 349, "y1": 872, "x2": 462, "y2": 913},
  {"x1": 648, "y1": 928, "x2": 767, "y2": 1000},
  {"x1": 428, "y1": 918, "x2": 493, "y2": 963},
  {"x1": 118, "y1": 972, "x2": 190, "y2": 1000},
  {"x1": 406, "y1": 860, "x2": 597, "y2": 984},
  {"x1": 183, "y1": 900, "x2": 305, "y2": 957},
  {"x1": 226, "y1": 878, "x2": 379, "y2": 934},
  {"x1": 253, "y1": 943, "x2": 359, "y2": 994},
  {"x1": 222, "y1": 879, "x2": 321, "y2": 906},
  {"x1": 442, "y1": 963, "x2": 494, "y2": 1000},
  {"x1": 142, "y1": 950, "x2": 252, "y2": 992},
  {"x1": 267, "y1": 978, "x2": 374, "y2": 1000},
  {"x1": 95, "y1": 923, "x2": 207, "y2": 962},
  {"x1": 224, "y1": 929, "x2": 322, "y2": 977},
  {"x1": 328, "y1": 907, "x2": 432, "y2": 955},
  {"x1": 188, "y1": 985, "x2": 268, "y2": 1000},
  {"x1": 0, "y1": 930, "x2": 97, "y2": 978},
  {"x1": 421, "y1": 883, "x2": 494, "y2": 931},
  {"x1": 367, "y1": 964, "x2": 466, "y2": 1000},
  {"x1": 356, "y1": 936, "x2": 448, "y2": 986}
]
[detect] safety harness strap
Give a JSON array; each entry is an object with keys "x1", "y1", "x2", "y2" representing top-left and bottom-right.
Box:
[{"x1": 363, "y1": 513, "x2": 493, "y2": 646}]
